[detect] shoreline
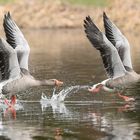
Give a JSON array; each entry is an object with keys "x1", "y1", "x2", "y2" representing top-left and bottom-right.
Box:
[{"x1": 0, "y1": 0, "x2": 140, "y2": 34}]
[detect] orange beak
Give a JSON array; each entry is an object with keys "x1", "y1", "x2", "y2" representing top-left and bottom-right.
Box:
[
  {"x1": 88, "y1": 84, "x2": 103, "y2": 93},
  {"x1": 88, "y1": 87, "x2": 100, "y2": 93},
  {"x1": 55, "y1": 80, "x2": 63, "y2": 87}
]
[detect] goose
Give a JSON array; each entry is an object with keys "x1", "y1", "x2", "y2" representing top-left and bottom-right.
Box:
[
  {"x1": 0, "y1": 12, "x2": 63, "y2": 105},
  {"x1": 83, "y1": 12, "x2": 140, "y2": 101}
]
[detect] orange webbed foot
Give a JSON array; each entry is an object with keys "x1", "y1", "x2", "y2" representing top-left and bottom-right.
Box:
[{"x1": 117, "y1": 93, "x2": 135, "y2": 102}]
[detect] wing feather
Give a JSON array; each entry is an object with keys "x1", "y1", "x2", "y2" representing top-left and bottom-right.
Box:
[
  {"x1": 0, "y1": 38, "x2": 20, "y2": 81},
  {"x1": 84, "y1": 16, "x2": 126, "y2": 78},
  {"x1": 103, "y1": 12, "x2": 133, "y2": 71},
  {"x1": 3, "y1": 12, "x2": 30, "y2": 71}
]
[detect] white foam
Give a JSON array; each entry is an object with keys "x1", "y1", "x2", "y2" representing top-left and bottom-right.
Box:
[{"x1": 40, "y1": 85, "x2": 89, "y2": 103}]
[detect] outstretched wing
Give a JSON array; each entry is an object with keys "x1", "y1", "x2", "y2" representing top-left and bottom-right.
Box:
[
  {"x1": 0, "y1": 38, "x2": 20, "y2": 81},
  {"x1": 3, "y1": 12, "x2": 30, "y2": 71},
  {"x1": 84, "y1": 16, "x2": 126, "y2": 78},
  {"x1": 103, "y1": 12, "x2": 133, "y2": 71}
]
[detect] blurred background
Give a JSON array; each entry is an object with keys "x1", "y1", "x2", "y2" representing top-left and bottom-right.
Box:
[
  {"x1": 0, "y1": 1, "x2": 140, "y2": 140},
  {"x1": 0, "y1": 0, "x2": 139, "y2": 32}
]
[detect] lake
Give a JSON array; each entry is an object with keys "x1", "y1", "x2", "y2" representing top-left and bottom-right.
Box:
[{"x1": 0, "y1": 28, "x2": 140, "y2": 140}]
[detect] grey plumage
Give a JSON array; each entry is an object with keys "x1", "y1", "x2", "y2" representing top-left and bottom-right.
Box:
[
  {"x1": 103, "y1": 12, "x2": 133, "y2": 71},
  {"x1": 0, "y1": 12, "x2": 61, "y2": 96},
  {"x1": 0, "y1": 38, "x2": 20, "y2": 81},
  {"x1": 84, "y1": 16, "x2": 126, "y2": 78},
  {"x1": 3, "y1": 12, "x2": 30, "y2": 71},
  {"x1": 84, "y1": 13, "x2": 140, "y2": 97}
]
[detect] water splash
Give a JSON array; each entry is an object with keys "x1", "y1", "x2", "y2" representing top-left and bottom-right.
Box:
[
  {"x1": 41, "y1": 85, "x2": 89, "y2": 103},
  {"x1": 40, "y1": 85, "x2": 89, "y2": 113}
]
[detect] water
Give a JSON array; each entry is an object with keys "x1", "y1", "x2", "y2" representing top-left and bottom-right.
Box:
[
  {"x1": 41, "y1": 85, "x2": 89, "y2": 102},
  {"x1": 0, "y1": 28, "x2": 140, "y2": 140}
]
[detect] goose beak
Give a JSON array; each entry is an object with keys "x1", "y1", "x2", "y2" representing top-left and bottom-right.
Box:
[
  {"x1": 88, "y1": 87, "x2": 98, "y2": 93},
  {"x1": 88, "y1": 83, "x2": 103, "y2": 93},
  {"x1": 88, "y1": 87, "x2": 94, "y2": 92},
  {"x1": 54, "y1": 80, "x2": 63, "y2": 87}
]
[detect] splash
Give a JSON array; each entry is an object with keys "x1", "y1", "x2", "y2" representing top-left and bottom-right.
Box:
[
  {"x1": 40, "y1": 85, "x2": 90, "y2": 114},
  {"x1": 40, "y1": 85, "x2": 89, "y2": 115},
  {"x1": 40, "y1": 85, "x2": 89, "y2": 103}
]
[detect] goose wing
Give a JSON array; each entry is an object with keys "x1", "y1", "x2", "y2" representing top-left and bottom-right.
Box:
[
  {"x1": 3, "y1": 12, "x2": 30, "y2": 71},
  {"x1": 103, "y1": 12, "x2": 133, "y2": 71},
  {"x1": 0, "y1": 38, "x2": 20, "y2": 81},
  {"x1": 84, "y1": 16, "x2": 126, "y2": 78}
]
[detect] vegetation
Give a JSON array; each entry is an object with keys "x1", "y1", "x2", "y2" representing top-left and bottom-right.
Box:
[
  {"x1": 0, "y1": 0, "x2": 16, "y2": 4},
  {"x1": 65, "y1": 0, "x2": 109, "y2": 6},
  {"x1": 0, "y1": 0, "x2": 109, "y2": 6}
]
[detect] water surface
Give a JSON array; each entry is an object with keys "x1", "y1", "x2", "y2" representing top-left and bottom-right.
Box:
[{"x1": 0, "y1": 29, "x2": 140, "y2": 140}]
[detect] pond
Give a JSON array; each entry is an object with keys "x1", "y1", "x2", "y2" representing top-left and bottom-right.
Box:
[{"x1": 0, "y1": 28, "x2": 140, "y2": 140}]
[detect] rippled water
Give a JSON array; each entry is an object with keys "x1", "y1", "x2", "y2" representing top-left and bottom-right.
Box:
[{"x1": 0, "y1": 29, "x2": 140, "y2": 140}]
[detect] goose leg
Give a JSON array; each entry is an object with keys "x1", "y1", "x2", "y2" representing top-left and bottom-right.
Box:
[
  {"x1": 4, "y1": 98, "x2": 11, "y2": 107},
  {"x1": 4, "y1": 98, "x2": 16, "y2": 119},
  {"x1": 10, "y1": 95, "x2": 16, "y2": 105},
  {"x1": 4, "y1": 95, "x2": 16, "y2": 107},
  {"x1": 117, "y1": 93, "x2": 135, "y2": 102}
]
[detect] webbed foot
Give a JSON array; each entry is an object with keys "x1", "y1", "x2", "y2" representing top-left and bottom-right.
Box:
[{"x1": 117, "y1": 93, "x2": 135, "y2": 102}]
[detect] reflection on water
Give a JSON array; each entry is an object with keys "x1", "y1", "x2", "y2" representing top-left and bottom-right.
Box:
[
  {"x1": 0, "y1": 29, "x2": 140, "y2": 140},
  {"x1": 0, "y1": 100, "x2": 139, "y2": 140}
]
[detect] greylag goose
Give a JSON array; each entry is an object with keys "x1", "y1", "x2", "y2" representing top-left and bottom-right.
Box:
[
  {"x1": 0, "y1": 12, "x2": 63, "y2": 104},
  {"x1": 84, "y1": 12, "x2": 140, "y2": 101}
]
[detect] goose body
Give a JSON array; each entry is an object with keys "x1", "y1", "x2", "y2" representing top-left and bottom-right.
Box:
[
  {"x1": 2, "y1": 70, "x2": 36, "y2": 95},
  {"x1": 105, "y1": 71, "x2": 140, "y2": 89},
  {"x1": 84, "y1": 12, "x2": 139, "y2": 101},
  {"x1": 0, "y1": 12, "x2": 63, "y2": 100}
]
